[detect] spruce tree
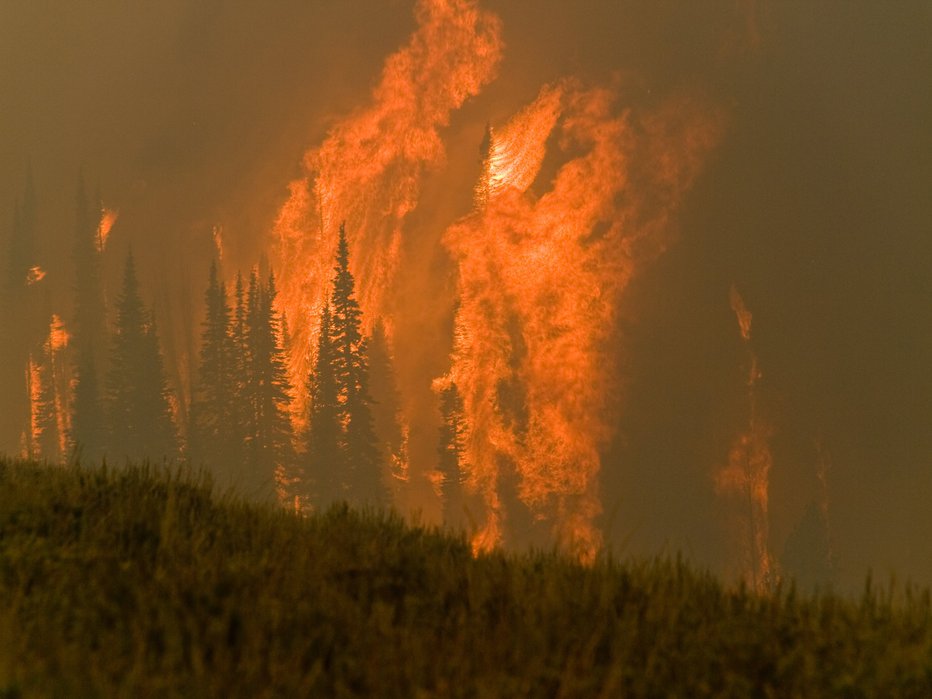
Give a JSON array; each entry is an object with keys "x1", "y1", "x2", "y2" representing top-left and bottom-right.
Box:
[
  {"x1": 329, "y1": 223, "x2": 383, "y2": 506},
  {"x1": 438, "y1": 381, "x2": 467, "y2": 528},
  {"x1": 106, "y1": 252, "x2": 178, "y2": 461},
  {"x1": 367, "y1": 319, "x2": 404, "y2": 481},
  {"x1": 306, "y1": 301, "x2": 343, "y2": 506},
  {"x1": 189, "y1": 261, "x2": 239, "y2": 482},
  {"x1": 70, "y1": 176, "x2": 107, "y2": 460},
  {"x1": 243, "y1": 270, "x2": 294, "y2": 501}
]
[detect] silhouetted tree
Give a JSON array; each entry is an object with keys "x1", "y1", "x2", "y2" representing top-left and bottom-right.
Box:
[
  {"x1": 306, "y1": 301, "x2": 343, "y2": 505},
  {"x1": 367, "y1": 319, "x2": 404, "y2": 490},
  {"x1": 106, "y1": 252, "x2": 178, "y2": 461},
  {"x1": 437, "y1": 381, "x2": 467, "y2": 528},
  {"x1": 189, "y1": 261, "x2": 241, "y2": 482},
  {"x1": 243, "y1": 270, "x2": 294, "y2": 500},
  {"x1": 329, "y1": 224, "x2": 383, "y2": 506}
]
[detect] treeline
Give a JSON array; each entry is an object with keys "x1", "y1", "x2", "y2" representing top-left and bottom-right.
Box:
[{"x1": 0, "y1": 173, "x2": 468, "y2": 515}]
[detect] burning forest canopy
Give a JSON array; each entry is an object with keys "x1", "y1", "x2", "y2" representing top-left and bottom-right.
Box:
[{"x1": 0, "y1": 0, "x2": 930, "y2": 591}]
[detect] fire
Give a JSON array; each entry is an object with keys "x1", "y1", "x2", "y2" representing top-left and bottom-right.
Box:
[
  {"x1": 267, "y1": 0, "x2": 722, "y2": 559},
  {"x1": 212, "y1": 224, "x2": 224, "y2": 261},
  {"x1": 272, "y1": 0, "x2": 503, "y2": 421},
  {"x1": 49, "y1": 313, "x2": 70, "y2": 352},
  {"x1": 25, "y1": 266, "x2": 45, "y2": 285},
  {"x1": 443, "y1": 84, "x2": 722, "y2": 561},
  {"x1": 716, "y1": 286, "x2": 775, "y2": 591},
  {"x1": 97, "y1": 208, "x2": 118, "y2": 252},
  {"x1": 24, "y1": 358, "x2": 41, "y2": 460}
]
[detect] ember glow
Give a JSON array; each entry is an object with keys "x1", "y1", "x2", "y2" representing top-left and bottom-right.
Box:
[{"x1": 97, "y1": 208, "x2": 118, "y2": 252}]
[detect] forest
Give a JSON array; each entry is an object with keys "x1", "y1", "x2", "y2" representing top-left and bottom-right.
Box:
[{"x1": 0, "y1": 176, "x2": 455, "y2": 519}]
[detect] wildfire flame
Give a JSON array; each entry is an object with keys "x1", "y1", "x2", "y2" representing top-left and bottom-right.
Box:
[
  {"x1": 716, "y1": 285, "x2": 775, "y2": 591},
  {"x1": 49, "y1": 313, "x2": 70, "y2": 352},
  {"x1": 97, "y1": 208, "x2": 118, "y2": 252},
  {"x1": 444, "y1": 83, "x2": 722, "y2": 561},
  {"x1": 212, "y1": 224, "x2": 224, "y2": 261},
  {"x1": 272, "y1": 0, "x2": 503, "y2": 420},
  {"x1": 25, "y1": 266, "x2": 46, "y2": 285},
  {"x1": 268, "y1": 0, "x2": 722, "y2": 560}
]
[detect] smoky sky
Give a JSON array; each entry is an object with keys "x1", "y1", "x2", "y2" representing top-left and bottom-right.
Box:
[{"x1": 1, "y1": 1, "x2": 930, "y2": 589}]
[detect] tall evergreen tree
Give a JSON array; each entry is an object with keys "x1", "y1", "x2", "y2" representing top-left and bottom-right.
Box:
[
  {"x1": 70, "y1": 176, "x2": 107, "y2": 460},
  {"x1": 367, "y1": 319, "x2": 404, "y2": 482},
  {"x1": 189, "y1": 261, "x2": 240, "y2": 482},
  {"x1": 329, "y1": 224, "x2": 383, "y2": 506},
  {"x1": 106, "y1": 252, "x2": 178, "y2": 461},
  {"x1": 438, "y1": 381, "x2": 467, "y2": 528},
  {"x1": 243, "y1": 270, "x2": 294, "y2": 500},
  {"x1": 306, "y1": 301, "x2": 343, "y2": 506}
]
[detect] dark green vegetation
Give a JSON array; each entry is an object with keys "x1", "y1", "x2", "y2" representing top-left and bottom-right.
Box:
[{"x1": 1, "y1": 460, "x2": 930, "y2": 697}]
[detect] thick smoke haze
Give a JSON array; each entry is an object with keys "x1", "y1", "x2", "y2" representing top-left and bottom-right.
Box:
[{"x1": 1, "y1": 1, "x2": 930, "y2": 590}]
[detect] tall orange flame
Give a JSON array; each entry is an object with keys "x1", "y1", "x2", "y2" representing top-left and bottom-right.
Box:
[
  {"x1": 97, "y1": 208, "x2": 118, "y2": 252},
  {"x1": 444, "y1": 84, "x2": 722, "y2": 561},
  {"x1": 24, "y1": 358, "x2": 41, "y2": 460},
  {"x1": 716, "y1": 285, "x2": 775, "y2": 591},
  {"x1": 272, "y1": 0, "x2": 503, "y2": 424}
]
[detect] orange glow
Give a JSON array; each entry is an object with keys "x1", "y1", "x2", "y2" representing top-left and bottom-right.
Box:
[
  {"x1": 212, "y1": 224, "x2": 224, "y2": 261},
  {"x1": 271, "y1": 0, "x2": 502, "y2": 423},
  {"x1": 48, "y1": 314, "x2": 71, "y2": 458},
  {"x1": 716, "y1": 287, "x2": 775, "y2": 592},
  {"x1": 25, "y1": 266, "x2": 45, "y2": 285},
  {"x1": 97, "y1": 208, "x2": 118, "y2": 252},
  {"x1": 444, "y1": 84, "x2": 722, "y2": 561},
  {"x1": 25, "y1": 358, "x2": 41, "y2": 460},
  {"x1": 49, "y1": 313, "x2": 70, "y2": 352}
]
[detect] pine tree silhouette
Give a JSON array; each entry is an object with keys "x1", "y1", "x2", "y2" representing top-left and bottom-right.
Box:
[
  {"x1": 438, "y1": 381, "x2": 467, "y2": 528},
  {"x1": 106, "y1": 252, "x2": 178, "y2": 462},
  {"x1": 243, "y1": 270, "x2": 294, "y2": 501},
  {"x1": 189, "y1": 261, "x2": 240, "y2": 483},
  {"x1": 329, "y1": 223, "x2": 383, "y2": 506},
  {"x1": 367, "y1": 319, "x2": 404, "y2": 491},
  {"x1": 306, "y1": 301, "x2": 343, "y2": 506}
]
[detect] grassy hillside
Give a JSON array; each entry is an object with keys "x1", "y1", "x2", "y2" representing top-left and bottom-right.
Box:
[{"x1": 0, "y1": 460, "x2": 930, "y2": 697}]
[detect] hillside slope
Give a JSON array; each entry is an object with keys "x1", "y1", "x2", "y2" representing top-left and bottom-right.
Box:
[{"x1": 0, "y1": 459, "x2": 930, "y2": 697}]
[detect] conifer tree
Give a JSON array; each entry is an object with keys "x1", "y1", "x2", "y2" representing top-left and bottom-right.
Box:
[
  {"x1": 306, "y1": 301, "x2": 343, "y2": 505},
  {"x1": 70, "y1": 176, "x2": 107, "y2": 460},
  {"x1": 106, "y1": 252, "x2": 178, "y2": 461},
  {"x1": 189, "y1": 261, "x2": 239, "y2": 481},
  {"x1": 367, "y1": 319, "x2": 404, "y2": 480},
  {"x1": 243, "y1": 270, "x2": 294, "y2": 500},
  {"x1": 438, "y1": 381, "x2": 467, "y2": 528},
  {"x1": 329, "y1": 224, "x2": 383, "y2": 506}
]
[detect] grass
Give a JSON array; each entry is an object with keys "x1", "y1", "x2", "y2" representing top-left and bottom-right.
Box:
[{"x1": 0, "y1": 459, "x2": 931, "y2": 697}]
